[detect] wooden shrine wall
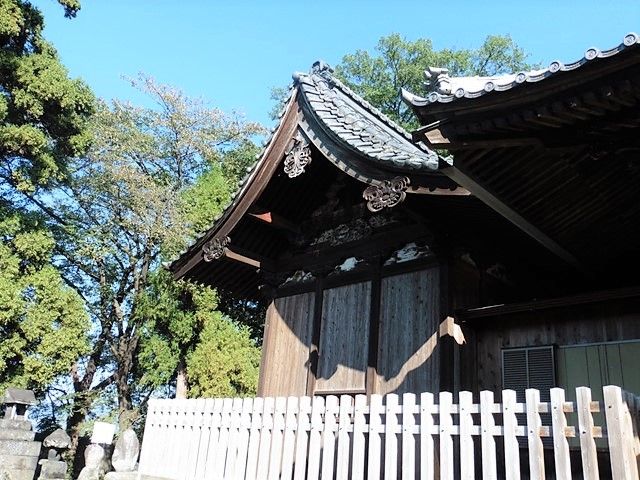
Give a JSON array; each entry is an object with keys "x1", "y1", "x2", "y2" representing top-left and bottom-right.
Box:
[
  {"x1": 376, "y1": 269, "x2": 440, "y2": 395},
  {"x1": 258, "y1": 263, "x2": 443, "y2": 398},
  {"x1": 259, "y1": 292, "x2": 314, "y2": 396},
  {"x1": 316, "y1": 282, "x2": 371, "y2": 393}
]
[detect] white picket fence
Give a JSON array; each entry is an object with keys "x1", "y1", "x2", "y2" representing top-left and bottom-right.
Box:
[{"x1": 137, "y1": 386, "x2": 640, "y2": 480}]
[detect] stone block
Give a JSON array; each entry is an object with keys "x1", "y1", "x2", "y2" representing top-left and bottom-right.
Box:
[
  {"x1": 0, "y1": 454, "x2": 38, "y2": 470},
  {"x1": 37, "y1": 460, "x2": 66, "y2": 479},
  {"x1": 0, "y1": 430, "x2": 35, "y2": 442},
  {"x1": 0, "y1": 440, "x2": 41, "y2": 456},
  {"x1": 0, "y1": 468, "x2": 37, "y2": 480},
  {"x1": 0, "y1": 420, "x2": 31, "y2": 431}
]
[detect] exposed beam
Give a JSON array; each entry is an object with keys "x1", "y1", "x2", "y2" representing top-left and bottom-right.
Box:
[
  {"x1": 248, "y1": 207, "x2": 301, "y2": 234},
  {"x1": 225, "y1": 246, "x2": 276, "y2": 272},
  {"x1": 440, "y1": 166, "x2": 590, "y2": 276}
]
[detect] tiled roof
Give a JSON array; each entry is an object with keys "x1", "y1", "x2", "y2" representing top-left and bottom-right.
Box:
[
  {"x1": 296, "y1": 61, "x2": 440, "y2": 170},
  {"x1": 403, "y1": 32, "x2": 640, "y2": 107}
]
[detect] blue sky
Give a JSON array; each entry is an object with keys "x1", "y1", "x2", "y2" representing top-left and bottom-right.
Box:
[{"x1": 40, "y1": 1, "x2": 640, "y2": 126}]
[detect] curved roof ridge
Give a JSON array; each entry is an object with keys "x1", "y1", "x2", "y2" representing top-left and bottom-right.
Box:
[
  {"x1": 294, "y1": 60, "x2": 440, "y2": 170},
  {"x1": 403, "y1": 32, "x2": 640, "y2": 107}
]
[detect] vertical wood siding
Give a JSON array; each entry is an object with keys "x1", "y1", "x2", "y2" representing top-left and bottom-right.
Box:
[
  {"x1": 259, "y1": 292, "x2": 315, "y2": 396},
  {"x1": 316, "y1": 282, "x2": 371, "y2": 392},
  {"x1": 377, "y1": 268, "x2": 441, "y2": 395}
]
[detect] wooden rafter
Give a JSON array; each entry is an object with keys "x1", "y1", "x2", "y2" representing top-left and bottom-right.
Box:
[
  {"x1": 248, "y1": 207, "x2": 300, "y2": 234},
  {"x1": 439, "y1": 166, "x2": 590, "y2": 276}
]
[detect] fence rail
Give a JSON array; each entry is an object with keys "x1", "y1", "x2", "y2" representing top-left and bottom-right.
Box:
[{"x1": 138, "y1": 386, "x2": 640, "y2": 480}]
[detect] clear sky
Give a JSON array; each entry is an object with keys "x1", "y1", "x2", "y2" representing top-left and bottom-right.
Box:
[{"x1": 40, "y1": 0, "x2": 640, "y2": 127}]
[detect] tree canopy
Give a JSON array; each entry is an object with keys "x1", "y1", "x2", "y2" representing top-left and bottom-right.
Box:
[{"x1": 335, "y1": 33, "x2": 532, "y2": 129}]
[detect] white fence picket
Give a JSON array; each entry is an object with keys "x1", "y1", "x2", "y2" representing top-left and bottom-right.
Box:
[
  {"x1": 604, "y1": 385, "x2": 640, "y2": 480},
  {"x1": 439, "y1": 391, "x2": 454, "y2": 480},
  {"x1": 321, "y1": 395, "x2": 339, "y2": 480},
  {"x1": 306, "y1": 395, "x2": 324, "y2": 480},
  {"x1": 385, "y1": 393, "x2": 399, "y2": 480},
  {"x1": 419, "y1": 392, "x2": 435, "y2": 480},
  {"x1": 367, "y1": 394, "x2": 383, "y2": 480},
  {"x1": 525, "y1": 389, "x2": 545, "y2": 480},
  {"x1": 351, "y1": 394, "x2": 367, "y2": 480},
  {"x1": 575, "y1": 387, "x2": 599, "y2": 480},
  {"x1": 336, "y1": 395, "x2": 352, "y2": 480},
  {"x1": 459, "y1": 391, "x2": 474, "y2": 480},
  {"x1": 279, "y1": 396, "x2": 298, "y2": 480},
  {"x1": 402, "y1": 393, "x2": 416, "y2": 480},
  {"x1": 267, "y1": 396, "x2": 286, "y2": 480},
  {"x1": 293, "y1": 396, "x2": 311, "y2": 480},
  {"x1": 502, "y1": 389, "x2": 521, "y2": 480},
  {"x1": 479, "y1": 390, "x2": 497, "y2": 480},
  {"x1": 550, "y1": 388, "x2": 571, "y2": 480},
  {"x1": 136, "y1": 385, "x2": 640, "y2": 480},
  {"x1": 244, "y1": 397, "x2": 263, "y2": 480}
]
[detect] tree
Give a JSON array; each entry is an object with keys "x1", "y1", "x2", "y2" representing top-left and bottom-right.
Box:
[
  {"x1": 31, "y1": 76, "x2": 263, "y2": 464},
  {"x1": 0, "y1": 206, "x2": 89, "y2": 394},
  {"x1": 0, "y1": 0, "x2": 92, "y2": 426},
  {"x1": 334, "y1": 33, "x2": 532, "y2": 129}
]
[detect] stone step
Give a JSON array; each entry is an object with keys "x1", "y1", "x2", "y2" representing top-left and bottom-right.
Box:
[
  {"x1": 0, "y1": 420, "x2": 32, "y2": 431},
  {"x1": 0, "y1": 454, "x2": 39, "y2": 470},
  {"x1": 0, "y1": 468, "x2": 37, "y2": 480},
  {"x1": 38, "y1": 459, "x2": 67, "y2": 479},
  {"x1": 0, "y1": 429, "x2": 35, "y2": 441},
  {"x1": 0, "y1": 440, "x2": 41, "y2": 456}
]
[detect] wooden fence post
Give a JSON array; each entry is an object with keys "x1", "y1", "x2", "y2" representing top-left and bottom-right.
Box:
[
  {"x1": 575, "y1": 387, "x2": 599, "y2": 480},
  {"x1": 280, "y1": 396, "x2": 298, "y2": 480},
  {"x1": 604, "y1": 385, "x2": 640, "y2": 480},
  {"x1": 306, "y1": 396, "x2": 324, "y2": 480},
  {"x1": 321, "y1": 395, "x2": 339, "y2": 479},
  {"x1": 502, "y1": 389, "x2": 521, "y2": 480},
  {"x1": 525, "y1": 389, "x2": 545, "y2": 480},
  {"x1": 336, "y1": 395, "x2": 353, "y2": 480},
  {"x1": 244, "y1": 396, "x2": 263, "y2": 480}
]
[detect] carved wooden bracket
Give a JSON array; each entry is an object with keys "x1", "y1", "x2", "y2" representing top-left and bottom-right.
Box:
[
  {"x1": 284, "y1": 130, "x2": 312, "y2": 178},
  {"x1": 202, "y1": 236, "x2": 230, "y2": 262},
  {"x1": 363, "y1": 176, "x2": 410, "y2": 212}
]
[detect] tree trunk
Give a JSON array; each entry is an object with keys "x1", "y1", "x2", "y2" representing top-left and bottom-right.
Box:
[{"x1": 175, "y1": 359, "x2": 188, "y2": 399}]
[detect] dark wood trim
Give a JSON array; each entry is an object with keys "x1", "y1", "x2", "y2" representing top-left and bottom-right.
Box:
[
  {"x1": 172, "y1": 95, "x2": 301, "y2": 279},
  {"x1": 305, "y1": 275, "x2": 325, "y2": 396},
  {"x1": 256, "y1": 300, "x2": 275, "y2": 396},
  {"x1": 366, "y1": 257, "x2": 382, "y2": 396},
  {"x1": 460, "y1": 284, "x2": 640, "y2": 321},
  {"x1": 274, "y1": 255, "x2": 440, "y2": 298},
  {"x1": 275, "y1": 224, "x2": 431, "y2": 273},
  {"x1": 438, "y1": 258, "x2": 455, "y2": 393}
]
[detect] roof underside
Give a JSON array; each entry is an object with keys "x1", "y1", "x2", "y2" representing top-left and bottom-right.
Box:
[{"x1": 408, "y1": 35, "x2": 640, "y2": 283}]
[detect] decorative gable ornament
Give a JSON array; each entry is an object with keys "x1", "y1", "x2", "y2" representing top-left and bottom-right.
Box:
[
  {"x1": 284, "y1": 131, "x2": 312, "y2": 178},
  {"x1": 363, "y1": 176, "x2": 410, "y2": 212},
  {"x1": 202, "y1": 236, "x2": 230, "y2": 262}
]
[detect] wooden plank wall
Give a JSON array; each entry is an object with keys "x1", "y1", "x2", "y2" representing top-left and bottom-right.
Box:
[
  {"x1": 377, "y1": 268, "x2": 440, "y2": 395},
  {"x1": 259, "y1": 292, "x2": 315, "y2": 396},
  {"x1": 316, "y1": 282, "x2": 371, "y2": 393},
  {"x1": 470, "y1": 298, "x2": 640, "y2": 396}
]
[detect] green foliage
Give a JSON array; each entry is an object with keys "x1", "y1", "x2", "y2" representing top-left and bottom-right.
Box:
[
  {"x1": 0, "y1": 206, "x2": 89, "y2": 393},
  {"x1": 136, "y1": 270, "x2": 260, "y2": 397},
  {"x1": 334, "y1": 33, "x2": 532, "y2": 129},
  {"x1": 0, "y1": 0, "x2": 93, "y2": 192},
  {"x1": 187, "y1": 311, "x2": 260, "y2": 398}
]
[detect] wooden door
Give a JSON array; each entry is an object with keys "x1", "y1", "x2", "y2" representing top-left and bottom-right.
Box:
[
  {"x1": 315, "y1": 282, "x2": 371, "y2": 393},
  {"x1": 376, "y1": 268, "x2": 440, "y2": 395},
  {"x1": 259, "y1": 292, "x2": 315, "y2": 396}
]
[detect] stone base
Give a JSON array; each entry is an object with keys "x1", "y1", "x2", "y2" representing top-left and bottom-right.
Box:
[
  {"x1": 37, "y1": 460, "x2": 66, "y2": 480},
  {"x1": 104, "y1": 472, "x2": 137, "y2": 480},
  {"x1": 0, "y1": 455, "x2": 38, "y2": 470},
  {"x1": 0, "y1": 468, "x2": 36, "y2": 480}
]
